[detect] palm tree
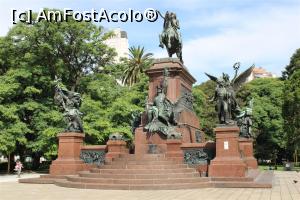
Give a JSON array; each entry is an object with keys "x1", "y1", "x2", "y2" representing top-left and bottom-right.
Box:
[{"x1": 121, "y1": 46, "x2": 153, "y2": 86}]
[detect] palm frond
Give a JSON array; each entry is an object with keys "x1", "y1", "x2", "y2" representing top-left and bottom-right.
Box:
[{"x1": 121, "y1": 45, "x2": 153, "y2": 87}]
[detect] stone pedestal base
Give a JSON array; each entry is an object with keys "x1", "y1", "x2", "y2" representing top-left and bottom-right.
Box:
[
  {"x1": 134, "y1": 127, "x2": 167, "y2": 155},
  {"x1": 134, "y1": 126, "x2": 202, "y2": 156},
  {"x1": 239, "y1": 138, "x2": 258, "y2": 169},
  {"x1": 105, "y1": 140, "x2": 129, "y2": 162},
  {"x1": 209, "y1": 158, "x2": 247, "y2": 177},
  {"x1": 165, "y1": 139, "x2": 183, "y2": 161},
  {"x1": 209, "y1": 126, "x2": 247, "y2": 177},
  {"x1": 181, "y1": 142, "x2": 215, "y2": 176},
  {"x1": 50, "y1": 132, "x2": 87, "y2": 175}
]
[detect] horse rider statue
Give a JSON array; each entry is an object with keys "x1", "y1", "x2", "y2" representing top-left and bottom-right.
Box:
[{"x1": 157, "y1": 11, "x2": 183, "y2": 63}]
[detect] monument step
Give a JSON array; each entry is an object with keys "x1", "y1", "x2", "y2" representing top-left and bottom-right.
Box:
[
  {"x1": 78, "y1": 171, "x2": 200, "y2": 179},
  {"x1": 212, "y1": 181, "x2": 272, "y2": 188},
  {"x1": 19, "y1": 174, "x2": 68, "y2": 184},
  {"x1": 112, "y1": 157, "x2": 170, "y2": 161},
  {"x1": 210, "y1": 177, "x2": 254, "y2": 182},
  {"x1": 105, "y1": 160, "x2": 181, "y2": 165},
  {"x1": 246, "y1": 169, "x2": 261, "y2": 179},
  {"x1": 89, "y1": 168, "x2": 196, "y2": 174},
  {"x1": 119, "y1": 154, "x2": 166, "y2": 158},
  {"x1": 54, "y1": 179, "x2": 213, "y2": 190},
  {"x1": 40, "y1": 175, "x2": 67, "y2": 179},
  {"x1": 66, "y1": 175, "x2": 209, "y2": 184},
  {"x1": 98, "y1": 164, "x2": 189, "y2": 169},
  {"x1": 19, "y1": 177, "x2": 57, "y2": 184}
]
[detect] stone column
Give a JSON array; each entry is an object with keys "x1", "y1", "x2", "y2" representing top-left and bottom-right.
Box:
[
  {"x1": 50, "y1": 132, "x2": 87, "y2": 175},
  {"x1": 239, "y1": 138, "x2": 258, "y2": 169},
  {"x1": 209, "y1": 126, "x2": 247, "y2": 177}
]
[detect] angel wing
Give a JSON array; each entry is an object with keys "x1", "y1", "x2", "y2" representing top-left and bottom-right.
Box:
[
  {"x1": 232, "y1": 64, "x2": 255, "y2": 90},
  {"x1": 205, "y1": 73, "x2": 219, "y2": 84}
]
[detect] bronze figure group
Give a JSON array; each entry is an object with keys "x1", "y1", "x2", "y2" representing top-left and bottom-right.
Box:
[
  {"x1": 205, "y1": 62, "x2": 241, "y2": 125},
  {"x1": 205, "y1": 63, "x2": 254, "y2": 138},
  {"x1": 144, "y1": 68, "x2": 181, "y2": 138},
  {"x1": 54, "y1": 77, "x2": 83, "y2": 133}
]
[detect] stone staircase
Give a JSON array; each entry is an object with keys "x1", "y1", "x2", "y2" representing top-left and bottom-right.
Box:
[
  {"x1": 19, "y1": 153, "x2": 273, "y2": 189},
  {"x1": 54, "y1": 154, "x2": 212, "y2": 190}
]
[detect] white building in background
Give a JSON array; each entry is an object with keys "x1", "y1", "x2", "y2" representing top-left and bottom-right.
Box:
[{"x1": 104, "y1": 28, "x2": 129, "y2": 63}]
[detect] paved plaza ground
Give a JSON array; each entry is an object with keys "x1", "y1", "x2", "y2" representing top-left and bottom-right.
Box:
[{"x1": 0, "y1": 171, "x2": 300, "y2": 200}]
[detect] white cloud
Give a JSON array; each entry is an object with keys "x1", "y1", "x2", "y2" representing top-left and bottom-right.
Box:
[{"x1": 154, "y1": 4, "x2": 300, "y2": 82}]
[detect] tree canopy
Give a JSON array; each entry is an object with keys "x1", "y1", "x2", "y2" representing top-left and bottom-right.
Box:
[
  {"x1": 282, "y1": 48, "x2": 300, "y2": 159},
  {"x1": 283, "y1": 49, "x2": 300, "y2": 80},
  {"x1": 193, "y1": 80, "x2": 218, "y2": 138},
  {"x1": 236, "y1": 78, "x2": 285, "y2": 160},
  {"x1": 0, "y1": 10, "x2": 144, "y2": 171}
]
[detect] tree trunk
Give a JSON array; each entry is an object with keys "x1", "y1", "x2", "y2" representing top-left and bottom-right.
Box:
[
  {"x1": 31, "y1": 153, "x2": 41, "y2": 170},
  {"x1": 71, "y1": 71, "x2": 82, "y2": 92},
  {"x1": 7, "y1": 153, "x2": 11, "y2": 174}
]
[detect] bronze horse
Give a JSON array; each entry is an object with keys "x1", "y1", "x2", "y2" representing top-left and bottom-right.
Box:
[{"x1": 158, "y1": 11, "x2": 183, "y2": 63}]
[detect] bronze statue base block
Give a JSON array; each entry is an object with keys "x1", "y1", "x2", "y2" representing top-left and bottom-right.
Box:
[
  {"x1": 105, "y1": 140, "x2": 129, "y2": 162},
  {"x1": 209, "y1": 158, "x2": 247, "y2": 177},
  {"x1": 209, "y1": 126, "x2": 247, "y2": 177},
  {"x1": 239, "y1": 138, "x2": 258, "y2": 169},
  {"x1": 134, "y1": 127, "x2": 168, "y2": 155},
  {"x1": 49, "y1": 132, "x2": 88, "y2": 175},
  {"x1": 165, "y1": 139, "x2": 184, "y2": 161}
]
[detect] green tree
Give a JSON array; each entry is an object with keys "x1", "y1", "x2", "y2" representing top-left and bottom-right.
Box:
[
  {"x1": 282, "y1": 49, "x2": 300, "y2": 162},
  {"x1": 81, "y1": 72, "x2": 147, "y2": 145},
  {"x1": 0, "y1": 37, "x2": 14, "y2": 75},
  {"x1": 121, "y1": 46, "x2": 153, "y2": 87},
  {"x1": 0, "y1": 9, "x2": 116, "y2": 170},
  {"x1": 282, "y1": 49, "x2": 300, "y2": 79},
  {"x1": 0, "y1": 69, "x2": 33, "y2": 172},
  {"x1": 193, "y1": 80, "x2": 218, "y2": 137},
  {"x1": 8, "y1": 9, "x2": 116, "y2": 91},
  {"x1": 236, "y1": 78, "x2": 284, "y2": 160}
]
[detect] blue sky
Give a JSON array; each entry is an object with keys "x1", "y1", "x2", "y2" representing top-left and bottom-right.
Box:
[{"x1": 1, "y1": 0, "x2": 300, "y2": 83}]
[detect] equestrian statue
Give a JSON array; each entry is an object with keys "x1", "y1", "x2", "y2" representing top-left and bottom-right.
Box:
[{"x1": 157, "y1": 11, "x2": 183, "y2": 63}]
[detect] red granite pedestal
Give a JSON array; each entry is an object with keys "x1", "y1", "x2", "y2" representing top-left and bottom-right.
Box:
[
  {"x1": 209, "y1": 126, "x2": 247, "y2": 177},
  {"x1": 49, "y1": 132, "x2": 87, "y2": 175},
  {"x1": 181, "y1": 142, "x2": 215, "y2": 176},
  {"x1": 145, "y1": 58, "x2": 202, "y2": 142},
  {"x1": 135, "y1": 58, "x2": 205, "y2": 156},
  {"x1": 105, "y1": 140, "x2": 129, "y2": 162},
  {"x1": 165, "y1": 139, "x2": 184, "y2": 161},
  {"x1": 135, "y1": 127, "x2": 166, "y2": 155},
  {"x1": 239, "y1": 138, "x2": 258, "y2": 169}
]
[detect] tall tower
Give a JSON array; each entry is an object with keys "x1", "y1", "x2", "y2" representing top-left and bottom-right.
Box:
[{"x1": 104, "y1": 28, "x2": 129, "y2": 63}]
